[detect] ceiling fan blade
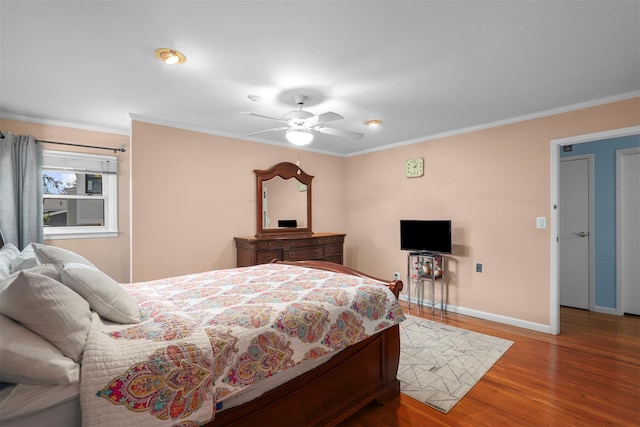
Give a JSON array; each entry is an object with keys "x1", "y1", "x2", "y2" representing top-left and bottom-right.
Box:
[
  {"x1": 242, "y1": 112, "x2": 288, "y2": 123},
  {"x1": 310, "y1": 112, "x2": 343, "y2": 125},
  {"x1": 243, "y1": 126, "x2": 289, "y2": 137},
  {"x1": 316, "y1": 126, "x2": 364, "y2": 140}
]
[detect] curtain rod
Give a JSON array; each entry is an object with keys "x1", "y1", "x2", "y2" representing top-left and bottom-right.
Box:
[
  {"x1": 0, "y1": 131, "x2": 126, "y2": 153},
  {"x1": 36, "y1": 139, "x2": 126, "y2": 154}
]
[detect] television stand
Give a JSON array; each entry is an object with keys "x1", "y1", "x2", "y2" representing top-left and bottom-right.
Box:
[{"x1": 406, "y1": 252, "x2": 447, "y2": 319}]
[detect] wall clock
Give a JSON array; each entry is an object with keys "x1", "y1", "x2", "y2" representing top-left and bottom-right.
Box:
[{"x1": 405, "y1": 157, "x2": 424, "y2": 178}]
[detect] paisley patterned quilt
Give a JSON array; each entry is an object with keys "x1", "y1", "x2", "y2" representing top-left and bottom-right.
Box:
[{"x1": 80, "y1": 263, "x2": 405, "y2": 427}]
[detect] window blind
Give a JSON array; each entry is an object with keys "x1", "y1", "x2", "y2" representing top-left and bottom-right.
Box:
[{"x1": 43, "y1": 150, "x2": 118, "y2": 174}]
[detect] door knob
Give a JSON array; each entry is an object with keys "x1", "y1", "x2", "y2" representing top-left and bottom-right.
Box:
[{"x1": 572, "y1": 231, "x2": 588, "y2": 237}]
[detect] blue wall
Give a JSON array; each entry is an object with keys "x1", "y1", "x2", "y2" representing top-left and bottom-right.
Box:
[{"x1": 560, "y1": 134, "x2": 640, "y2": 309}]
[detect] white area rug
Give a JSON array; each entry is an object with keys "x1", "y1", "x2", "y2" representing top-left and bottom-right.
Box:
[{"x1": 398, "y1": 314, "x2": 513, "y2": 413}]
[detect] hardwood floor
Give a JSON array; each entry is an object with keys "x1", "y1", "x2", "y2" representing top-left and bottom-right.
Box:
[{"x1": 338, "y1": 304, "x2": 640, "y2": 427}]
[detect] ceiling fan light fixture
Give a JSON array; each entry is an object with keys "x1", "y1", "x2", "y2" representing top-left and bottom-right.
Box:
[
  {"x1": 365, "y1": 119, "x2": 383, "y2": 127},
  {"x1": 154, "y1": 48, "x2": 186, "y2": 65},
  {"x1": 286, "y1": 129, "x2": 314, "y2": 146}
]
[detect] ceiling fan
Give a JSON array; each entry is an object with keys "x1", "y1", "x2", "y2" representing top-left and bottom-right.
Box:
[{"x1": 242, "y1": 95, "x2": 363, "y2": 146}]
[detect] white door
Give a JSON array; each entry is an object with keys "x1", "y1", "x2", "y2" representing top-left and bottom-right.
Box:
[
  {"x1": 559, "y1": 156, "x2": 593, "y2": 309},
  {"x1": 618, "y1": 148, "x2": 640, "y2": 315}
]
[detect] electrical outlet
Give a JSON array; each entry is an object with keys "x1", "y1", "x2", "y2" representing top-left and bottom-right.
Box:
[
  {"x1": 476, "y1": 263, "x2": 483, "y2": 273},
  {"x1": 393, "y1": 272, "x2": 401, "y2": 280}
]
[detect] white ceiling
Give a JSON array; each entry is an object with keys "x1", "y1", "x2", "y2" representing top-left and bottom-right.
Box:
[{"x1": 1, "y1": 1, "x2": 638, "y2": 156}]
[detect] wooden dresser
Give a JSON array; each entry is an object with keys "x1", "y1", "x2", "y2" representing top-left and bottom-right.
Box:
[{"x1": 235, "y1": 232, "x2": 345, "y2": 267}]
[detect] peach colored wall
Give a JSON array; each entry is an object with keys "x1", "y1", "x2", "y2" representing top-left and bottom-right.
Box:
[
  {"x1": 130, "y1": 120, "x2": 346, "y2": 281},
  {"x1": 345, "y1": 98, "x2": 640, "y2": 326},
  {"x1": 0, "y1": 118, "x2": 131, "y2": 282}
]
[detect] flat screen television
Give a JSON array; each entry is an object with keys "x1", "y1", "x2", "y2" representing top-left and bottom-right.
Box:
[{"x1": 400, "y1": 220, "x2": 452, "y2": 254}]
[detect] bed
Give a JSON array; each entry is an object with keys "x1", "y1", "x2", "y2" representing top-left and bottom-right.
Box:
[{"x1": 0, "y1": 240, "x2": 404, "y2": 427}]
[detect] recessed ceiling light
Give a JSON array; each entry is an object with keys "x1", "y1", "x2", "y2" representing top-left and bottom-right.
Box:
[
  {"x1": 365, "y1": 119, "x2": 383, "y2": 127},
  {"x1": 154, "y1": 48, "x2": 186, "y2": 65}
]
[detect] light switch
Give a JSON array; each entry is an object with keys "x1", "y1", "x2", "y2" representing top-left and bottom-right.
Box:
[{"x1": 536, "y1": 217, "x2": 547, "y2": 229}]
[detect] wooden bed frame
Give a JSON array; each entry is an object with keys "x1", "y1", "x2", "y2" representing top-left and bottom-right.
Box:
[{"x1": 208, "y1": 260, "x2": 404, "y2": 427}]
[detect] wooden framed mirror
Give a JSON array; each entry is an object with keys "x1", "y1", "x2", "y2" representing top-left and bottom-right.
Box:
[{"x1": 255, "y1": 162, "x2": 313, "y2": 238}]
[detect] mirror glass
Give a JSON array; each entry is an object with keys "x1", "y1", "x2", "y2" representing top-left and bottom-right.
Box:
[
  {"x1": 255, "y1": 162, "x2": 313, "y2": 237},
  {"x1": 262, "y1": 176, "x2": 307, "y2": 229}
]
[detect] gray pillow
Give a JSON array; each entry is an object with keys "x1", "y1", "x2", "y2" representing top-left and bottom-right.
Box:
[
  {"x1": 0, "y1": 271, "x2": 92, "y2": 363},
  {"x1": 61, "y1": 263, "x2": 141, "y2": 324},
  {"x1": 0, "y1": 265, "x2": 62, "y2": 292},
  {"x1": 32, "y1": 243, "x2": 96, "y2": 272}
]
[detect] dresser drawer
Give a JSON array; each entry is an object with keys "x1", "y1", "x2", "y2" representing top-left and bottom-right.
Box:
[
  {"x1": 256, "y1": 240, "x2": 280, "y2": 249},
  {"x1": 327, "y1": 235, "x2": 344, "y2": 244},
  {"x1": 325, "y1": 244, "x2": 342, "y2": 257},
  {"x1": 282, "y1": 238, "x2": 319, "y2": 248},
  {"x1": 282, "y1": 247, "x2": 324, "y2": 261},
  {"x1": 256, "y1": 250, "x2": 280, "y2": 264}
]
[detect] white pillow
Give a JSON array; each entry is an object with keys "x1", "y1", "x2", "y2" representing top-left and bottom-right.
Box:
[
  {"x1": 61, "y1": 263, "x2": 141, "y2": 324},
  {"x1": 0, "y1": 243, "x2": 20, "y2": 279},
  {"x1": 0, "y1": 315, "x2": 79, "y2": 384},
  {"x1": 32, "y1": 243, "x2": 96, "y2": 272},
  {"x1": 9, "y1": 243, "x2": 38, "y2": 273},
  {"x1": 0, "y1": 271, "x2": 92, "y2": 363}
]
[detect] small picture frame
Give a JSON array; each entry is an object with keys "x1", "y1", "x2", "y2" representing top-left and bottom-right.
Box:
[{"x1": 85, "y1": 174, "x2": 102, "y2": 195}]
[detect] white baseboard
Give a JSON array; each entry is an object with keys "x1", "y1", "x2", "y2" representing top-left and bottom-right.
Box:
[
  {"x1": 400, "y1": 295, "x2": 553, "y2": 334},
  {"x1": 445, "y1": 304, "x2": 553, "y2": 334}
]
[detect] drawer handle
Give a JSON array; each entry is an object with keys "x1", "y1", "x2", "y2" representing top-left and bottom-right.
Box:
[
  {"x1": 289, "y1": 253, "x2": 296, "y2": 258},
  {"x1": 330, "y1": 247, "x2": 336, "y2": 253},
  {"x1": 315, "y1": 249, "x2": 320, "y2": 254},
  {"x1": 265, "y1": 254, "x2": 271, "y2": 260}
]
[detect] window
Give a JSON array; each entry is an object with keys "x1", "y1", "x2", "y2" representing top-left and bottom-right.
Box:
[{"x1": 42, "y1": 150, "x2": 118, "y2": 239}]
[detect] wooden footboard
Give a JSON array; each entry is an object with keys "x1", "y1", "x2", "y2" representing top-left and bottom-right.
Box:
[
  {"x1": 206, "y1": 260, "x2": 403, "y2": 427},
  {"x1": 274, "y1": 260, "x2": 404, "y2": 300}
]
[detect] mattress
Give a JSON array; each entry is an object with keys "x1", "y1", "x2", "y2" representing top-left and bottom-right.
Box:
[
  {"x1": 217, "y1": 349, "x2": 335, "y2": 411},
  {"x1": 0, "y1": 351, "x2": 334, "y2": 426}
]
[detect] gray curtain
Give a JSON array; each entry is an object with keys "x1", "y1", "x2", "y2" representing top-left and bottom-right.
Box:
[{"x1": 0, "y1": 133, "x2": 43, "y2": 249}]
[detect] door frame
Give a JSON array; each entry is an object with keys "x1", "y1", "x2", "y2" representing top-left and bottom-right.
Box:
[
  {"x1": 550, "y1": 125, "x2": 640, "y2": 335},
  {"x1": 559, "y1": 154, "x2": 595, "y2": 311},
  {"x1": 617, "y1": 146, "x2": 640, "y2": 315}
]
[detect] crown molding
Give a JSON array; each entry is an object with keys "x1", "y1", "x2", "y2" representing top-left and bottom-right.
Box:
[
  {"x1": 0, "y1": 113, "x2": 129, "y2": 136},
  {"x1": 345, "y1": 90, "x2": 640, "y2": 157}
]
